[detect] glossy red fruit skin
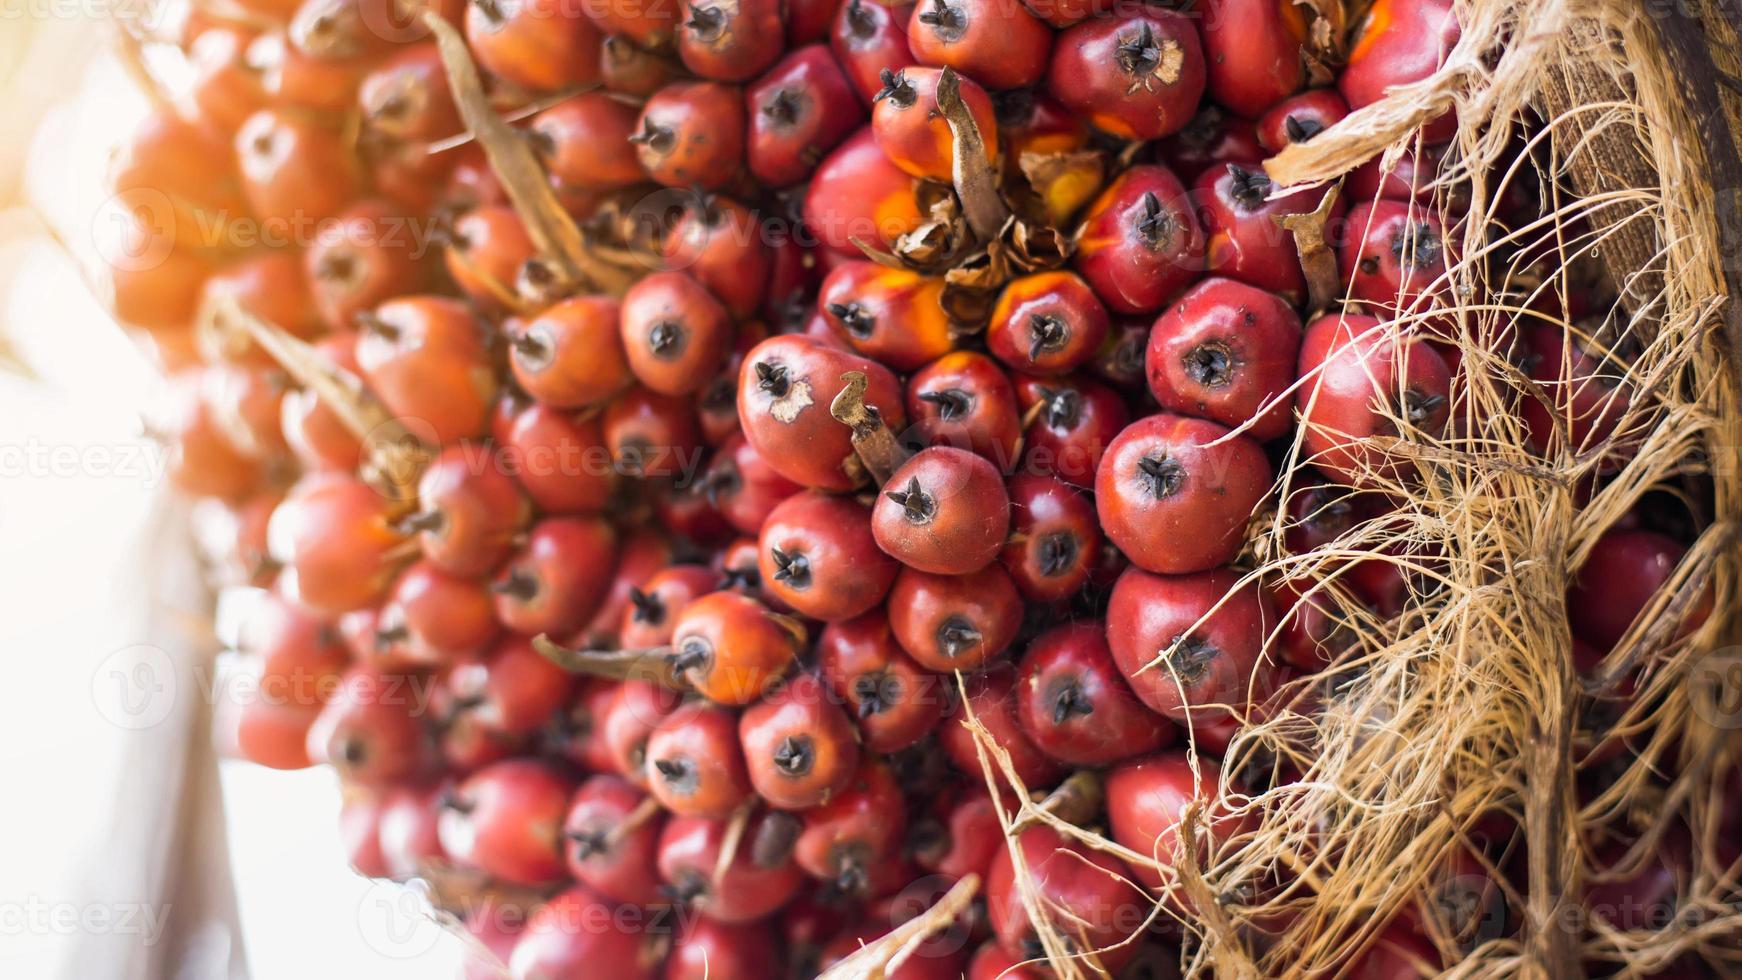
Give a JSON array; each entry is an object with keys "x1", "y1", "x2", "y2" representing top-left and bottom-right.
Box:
[
  {"x1": 240, "y1": 591, "x2": 350, "y2": 706},
  {"x1": 491, "y1": 516, "x2": 619, "y2": 637},
  {"x1": 888, "y1": 564, "x2": 1023, "y2": 673},
  {"x1": 377, "y1": 784, "x2": 448, "y2": 877},
  {"x1": 1517, "y1": 321, "x2": 1638, "y2": 473},
  {"x1": 1047, "y1": 8, "x2": 1206, "y2": 140},
  {"x1": 1341, "y1": 0, "x2": 1461, "y2": 142},
  {"x1": 444, "y1": 204, "x2": 535, "y2": 315},
  {"x1": 160, "y1": 375, "x2": 265, "y2": 501},
  {"x1": 904, "y1": 352, "x2": 1023, "y2": 467},
  {"x1": 740, "y1": 672, "x2": 862, "y2": 809},
  {"x1": 986, "y1": 272, "x2": 1111, "y2": 377},
  {"x1": 1105, "y1": 751, "x2": 1247, "y2": 893},
  {"x1": 449, "y1": 636, "x2": 575, "y2": 736},
  {"x1": 664, "y1": 197, "x2": 775, "y2": 320},
  {"x1": 438, "y1": 757, "x2": 573, "y2": 886},
  {"x1": 671, "y1": 590, "x2": 804, "y2": 704},
  {"x1": 356, "y1": 296, "x2": 496, "y2": 445},
  {"x1": 906, "y1": 0, "x2": 1051, "y2": 91},
  {"x1": 499, "y1": 402, "x2": 618, "y2": 514},
  {"x1": 1349, "y1": 140, "x2": 1447, "y2": 204},
  {"x1": 306, "y1": 667, "x2": 436, "y2": 784},
  {"x1": 1000, "y1": 473, "x2": 1102, "y2": 603},
  {"x1": 658, "y1": 811, "x2": 806, "y2": 921},
  {"x1": 411, "y1": 445, "x2": 531, "y2": 577},
  {"x1": 234, "y1": 693, "x2": 323, "y2": 770},
  {"x1": 303, "y1": 199, "x2": 425, "y2": 332},
  {"x1": 1146, "y1": 277, "x2": 1304, "y2": 440},
  {"x1": 940, "y1": 666, "x2": 1064, "y2": 788},
  {"x1": 645, "y1": 702, "x2": 752, "y2": 819},
  {"x1": 602, "y1": 680, "x2": 686, "y2": 787},
  {"x1": 1342, "y1": 925, "x2": 1443, "y2": 980},
  {"x1": 1195, "y1": 162, "x2": 1341, "y2": 305},
  {"x1": 465, "y1": 0, "x2": 601, "y2": 92},
  {"x1": 666, "y1": 918, "x2": 779, "y2": 980},
  {"x1": 198, "y1": 252, "x2": 322, "y2": 367},
  {"x1": 1340, "y1": 200, "x2": 1452, "y2": 310},
  {"x1": 1257, "y1": 88, "x2": 1351, "y2": 153},
  {"x1": 506, "y1": 296, "x2": 628, "y2": 409},
  {"x1": 112, "y1": 103, "x2": 249, "y2": 228},
  {"x1": 1568, "y1": 528, "x2": 1709, "y2": 653},
  {"x1": 1296, "y1": 312, "x2": 1454, "y2": 486},
  {"x1": 816, "y1": 261, "x2": 955, "y2": 370},
  {"x1": 1017, "y1": 621, "x2": 1172, "y2": 765},
  {"x1": 737, "y1": 334, "x2": 906, "y2": 491},
  {"x1": 758, "y1": 491, "x2": 896, "y2": 621},
  {"x1": 584, "y1": 0, "x2": 680, "y2": 49},
  {"x1": 1015, "y1": 374, "x2": 1130, "y2": 489},
  {"x1": 870, "y1": 66, "x2": 998, "y2": 182},
  {"x1": 676, "y1": 0, "x2": 784, "y2": 80},
  {"x1": 508, "y1": 885, "x2": 657, "y2": 980},
  {"x1": 358, "y1": 43, "x2": 459, "y2": 145},
  {"x1": 619, "y1": 272, "x2": 731, "y2": 398},
  {"x1": 803, "y1": 128, "x2": 924, "y2": 259},
  {"x1": 987, "y1": 824, "x2": 1146, "y2": 971},
  {"x1": 914, "y1": 789, "x2": 1001, "y2": 879},
  {"x1": 561, "y1": 774, "x2": 664, "y2": 906},
  {"x1": 525, "y1": 93, "x2": 645, "y2": 192},
  {"x1": 618, "y1": 565, "x2": 716, "y2": 650},
  {"x1": 1074, "y1": 165, "x2": 1204, "y2": 315},
  {"x1": 381, "y1": 560, "x2": 501, "y2": 665},
  {"x1": 873, "y1": 447, "x2": 1011, "y2": 576},
  {"x1": 1096, "y1": 413, "x2": 1271, "y2": 575},
  {"x1": 602, "y1": 388, "x2": 703, "y2": 480},
  {"x1": 1106, "y1": 566, "x2": 1273, "y2": 723},
  {"x1": 1273, "y1": 577, "x2": 1364, "y2": 670},
  {"x1": 633, "y1": 82, "x2": 747, "y2": 190},
  {"x1": 268, "y1": 472, "x2": 404, "y2": 614},
  {"x1": 235, "y1": 109, "x2": 360, "y2": 225},
  {"x1": 968, "y1": 941, "x2": 1048, "y2": 980},
  {"x1": 795, "y1": 760, "x2": 907, "y2": 891},
  {"x1": 574, "y1": 532, "x2": 676, "y2": 650},
  {"x1": 830, "y1": 0, "x2": 918, "y2": 104},
  {"x1": 1200, "y1": 0, "x2": 1309, "y2": 117},
  {"x1": 702, "y1": 434, "x2": 804, "y2": 536},
  {"x1": 816, "y1": 611, "x2": 944, "y2": 753},
  {"x1": 339, "y1": 795, "x2": 388, "y2": 877}
]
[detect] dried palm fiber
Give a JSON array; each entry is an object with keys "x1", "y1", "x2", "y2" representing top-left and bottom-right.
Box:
[{"x1": 940, "y1": 0, "x2": 1742, "y2": 977}]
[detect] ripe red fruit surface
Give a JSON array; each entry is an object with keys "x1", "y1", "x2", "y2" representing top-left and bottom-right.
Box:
[
  {"x1": 737, "y1": 333, "x2": 906, "y2": 490},
  {"x1": 831, "y1": 0, "x2": 918, "y2": 104},
  {"x1": 358, "y1": 44, "x2": 460, "y2": 145},
  {"x1": 1200, "y1": 0, "x2": 1309, "y2": 117},
  {"x1": 380, "y1": 560, "x2": 501, "y2": 665},
  {"x1": 1517, "y1": 320, "x2": 1639, "y2": 473},
  {"x1": 198, "y1": 252, "x2": 322, "y2": 365},
  {"x1": 1106, "y1": 566, "x2": 1273, "y2": 723},
  {"x1": 407, "y1": 444, "x2": 531, "y2": 577},
  {"x1": 817, "y1": 261, "x2": 955, "y2": 370},
  {"x1": 1047, "y1": 8, "x2": 1206, "y2": 140},
  {"x1": 632, "y1": 82, "x2": 747, "y2": 190},
  {"x1": 234, "y1": 692, "x2": 323, "y2": 771},
  {"x1": 816, "y1": 611, "x2": 944, "y2": 753},
  {"x1": 602, "y1": 387, "x2": 703, "y2": 479},
  {"x1": 447, "y1": 637, "x2": 575, "y2": 737},
  {"x1": 663, "y1": 196, "x2": 776, "y2": 320},
  {"x1": 437, "y1": 757, "x2": 574, "y2": 886},
  {"x1": 701, "y1": 433, "x2": 804, "y2": 536},
  {"x1": 873, "y1": 447, "x2": 1011, "y2": 576},
  {"x1": 666, "y1": 918, "x2": 780, "y2": 980},
  {"x1": 619, "y1": 272, "x2": 732, "y2": 398},
  {"x1": 740, "y1": 672, "x2": 862, "y2": 810},
  {"x1": 601, "y1": 680, "x2": 685, "y2": 787},
  {"x1": 645, "y1": 702, "x2": 752, "y2": 819},
  {"x1": 355, "y1": 296, "x2": 496, "y2": 445},
  {"x1": 1105, "y1": 751, "x2": 1248, "y2": 892},
  {"x1": 1341, "y1": 0, "x2": 1461, "y2": 142},
  {"x1": 1001, "y1": 472, "x2": 1103, "y2": 603},
  {"x1": 1073, "y1": 165, "x2": 1204, "y2": 315},
  {"x1": 1015, "y1": 373, "x2": 1130, "y2": 488},
  {"x1": 1296, "y1": 312, "x2": 1454, "y2": 486},
  {"x1": 794, "y1": 759, "x2": 907, "y2": 894},
  {"x1": 584, "y1": 0, "x2": 680, "y2": 49},
  {"x1": 1146, "y1": 277, "x2": 1304, "y2": 440},
  {"x1": 1340, "y1": 200, "x2": 1452, "y2": 310},
  {"x1": 940, "y1": 666, "x2": 1064, "y2": 788},
  {"x1": 676, "y1": 0, "x2": 786, "y2": 81},
  {"x1": 888, "y1": 563, "x2": 1023, "y2": 672},
  {"x1": 1017, "y1": 621, "x2": 1172, "y2": 765},
  {"x1": 235, "y1": 109, "x2": 359, "y2": 225},
  {"x1": 986, "y1": 824, "x2": 1147, "y2": 970},
  {"x1": 905, "y1": 351, "x2": 1023, "y2": 465},
  {"x1": 491, "y1": 516, "x2": 619, "y2": 637},
  {"x1": 562, "y1": 774, "x2": 665, "y2": 906},
  {"x1": 1568, "y1": 528, "x2": 1708, "y2": 653},
  {"x1": 526, "y1": 94, "x2": 646, "y2": 191},
  {"x1": 618, "y1": 565, "x2": 716, "y2": 650},
  {"x1": 907, "y1": 0, "x2": 1052, "y2": 91},
  {"x1": 506, "y1": 885, "x2": 657, "y2": 980},
  {"x1": 1095, "y1": 413, "x2": 1271, "y2": 574},
  {"x1": 658, "y1": 810, "x2": 806, "y2": 921},
  {"x1": 464, "y1": 0, "x2": 602, "y2": 92},
  {"x1": 506, "y1": 295, "x2": 628, "y2": 409},
  {"x1": 497, "y1": 402, "x2": 618, "y2": 514},
  {"x1": 670, "y1": 590, "x2": 805, "y2": 704},
  {"x1": 1195, "y1": 162, "x2": 1339, "y2": 305},
  {"x1": 871, "y1": 66, "x2": 998, "y2": 181},
  {"x1": 267, "y1": 472, "x2": 403, "y2": 614},
  {"x1": 758, "y1": 491, "x2": 896, "y2": 621},
  {"x1": 1257, "y1": 88, "x2": 1351, "y2": 153},
  {"x1": 305, "y1": 667, "x2": 435, "y2": 785},
  {"x1": 987, "y1": 272, "x2": 1111, "y2": 377},
  {"x1": 159, "y1": 376, "x2": 265, "y2": 502},
  {"x1": 444, "y1": 205, "x2": 535, "y2": 315},
  {"x1": 377, "y1": 784, "x2": 447, "y2": 878},
  {"x1": 803, "y1": 128, "x2": 925, "y2": 258}
]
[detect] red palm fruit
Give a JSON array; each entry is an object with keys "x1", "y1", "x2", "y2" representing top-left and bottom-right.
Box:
[
  {"x1": 804, "y1": 128, "x2": 925, "y2": 259},
  {"x1": 911, "y1": 788, "x2": 1002, "y2": 879},
  {"x1": 1094, "y1": 316, "x2": 1155, "y2": 388},
  {"x1": 831, "y1": 0, "x2": 918, "y2": 104},
  {"x1": 873, "y1": 447, "x2": 1011, "y2": 575},
  {"x1": 670, "y1": 590, "x2": 805, "y2": 704},
  {"x1": 197, "y1": 252, "x2": 323, "y2": 366},
  {"x1": 1074, "y1": 165, "x2": 1204, "y2": 315},
  {"x1": 186, "y1": 28, "x2": 268, "y2": 135},
  {"x1": 602, "y1": 388, "x2": 703, "y2": 479},
  {"x1": 870, "y1": 66, "x2": 998, "y2": 181},
  {"x1": 1343, "y1": 925, "x2": 1443, "y2": 979},
  {"x1": 1296, "y1": 312, "x2": 1453, "y2": 486},
  {"x1": 1195, "y1": 162, "x2": 1339, "y2": 305},
  {"x1": 585, "y1": 0, "x2": 680, "y2": 49},
  {"x1": 968, "y1": 942, "x2": 1048, "y2": 980},
  {"x1": 406, "y1": 444, "x2": 531, "y2": 577},
  {"x1": 444, "y1": 204, "x2": 535, "y2": 314},
  {"x1": 1019, "y1": 0, "x2": 1105, "y2": 27},
  {"x1": 306, "y1": 667, "x2": 436, "y2": 786},
  {"x1": 461, "y1": 897, "x2": 527, "y2": 980},
  {"x1": 1517, "y1": 321, "x2": 1639, "y2": 473},
  {"x1": 110, "y1": 105, "x2": 248, "y2": 233},
  {"x1": 988, "y1": 824, "x2": 1147, "y2": 970},
  {"x1": 1018, "y1": 622, "x2": 1172, "y2": 765},
  {"x1": 940, "y1": 666, "x2": 1063, "y2": 787},
  {"x1": 508, "y1": 884, "x2": 659, "y2": 980},
  {"x1": 632, "y1": 82, "x2": 747, "y2": 190},
  {"x1": 379, "y1": 560, "x2": 501, "y2": 665},
  {"x1": 1257, "y1": 88, "x2": 1350, "y2": 153},
  {"x1": 1015, "y1": 373, "x2": 1130, "y2": 488},
  {"x1": 1096, "y1": 413, "x2": 1271, "y2": 574},
  {"x1": 1105, "y1": 751, "x2": 1248, "y2": 892},
  {"x1": 993, "y1": 89, "x2": 1099, "y2": 225},
  {"x1": 562, "y1": 774, "x2": 665, "y2": 906},
  {"x1": 377, "y1": 784, "x2": 448, "y2": 877},
  {"x1": 1146, "y1": 277, "x2": 1304, "y2": 440},
  {"x1": 103, "y1": 215, "x2": 213, "y2": 334},
  {"x1": 759, "y1": 491, "x2": 896, "y2": 621},
  {"x1": 464, "y1": 0, "x2": 602, "y2": 92},
  {"x1": 740, "y1": 673, "x2": 862, "y2": 809},
  {"x1": 603, "y1": 680, "x2": 686, "y2": 786},
  {"x1": 1340, "y1": 199, "x2": 1452, "y2": 309},
  {"x1": 1569, "y1": 528, "x2": 1710, "y2": 653},
  {"x1": 268, "y1": 472, "x2": 405, "y2": 613},
  {"x1": 1048, "y1": 8, "x2": 1206, "y2": 140},
  {"x1": 239, "y1": 591, "x2": 349, "y2": 709},
  {"x1": 906, "y1": 0, "x2": 1051, "y2": 91},
  {"x1": 1282, "y1": 481, "x2": 1367, "y2": 556},
  {"x1": 1349, "y1": 140, "x2": 1447, "y2": 204},
  {"x1": 1155, "y1": 104, "x2": 1265, "y2": 186},
  {"x1": 506, "y1": 295, "x2": 629, "y2": 408},
  {"x1": 305, "y1": 199, "x2": 425, "y2": 332},
  {"x1": 339, "y1": 795, "x2": 388, "y2": 877},
  {"x1": 621, "y1": 565, "x2": 717, "y2": 649},
  {"x1": 664, "y1": 196, "x2": 773, "y2": 319},
  {"x1": 356, "y1": 297, "x2": 495, "y2": 445},
  {"x1": 737, "y1": 333, "x2": 906, "y2": 490},
  {"x1": 449, "y1": 637, "x2": 575, "y2": 736},
  {"x1": 657, "y1": 483, "x2": 737, "y2": 547},
  {"x1": 358, "y1": 44, "x2": 460, "y2": 144},
  {"x1": 235, "y1": 110, "x2": 359, "y2": 225},
  {"x1": 905, "y1": 351, "x2": 1023, "y2": 465},
  {"x1": 575, "y1": 531, "x2": 675, "y2": 649},
  {"x1": 747, "y1": 45, "x2": 867, "y2": 188},
  {"x1": 701, "y1": 433, "x2": 804, "y2": 535},
  {"x1": 526, "y1": 94, "x2": 645, "y2": 191},
  {"x1": 199, "y1": 363, "x2": 289, "y2": 459},
  {"x1": 498, "y1": 403, "x2": 618, "y2": 513},
  {"x1": 550, "y1": 679, "x2": 621, "y2": 773},
  {"x1": 286, "y1": 0, "x2": 408, "y2": 59},
  {"x1": 1200, "y1": 0, "x2": 1309, "y2": 117},
  {"x1": 246, "y1": 29, "x2": 366, "y2": 113},
  {"x1": 1106, "y1": 566, "x2": 1273, "y2": 723},
  {"x1": 795, "y1": 759, "x2": 907, "y2": 894},
  {"x1": 220, "y1": 490, "x2": 286, "y2": 588},
  {"x1": 158, "y1": 376, "x2": 264, "y2": 502},
  {"x1": 818, "y1": 261, "x2": 954, "y2": 370},
  {"x1": 677, "y1": 0, "x2": 785, "y2": 81},
  {"x1": 658, "y1": 811, "x2": 806, "y2": 920},
  {"x1": 1341, "y1": 0, "x2": 1461, "y2": 142},
  {"x1": 619, "y1": 272, "x2": 732, "y2": 397},
  {"x1": 1001, "y1": 472, "x2": 1101, "y2": 603},
  {"x1": 697, "y1": 323, "x2": 767, "y2": 446},
  {"x1": 667, "y1": 918, "x2": 780, "y2": 980},
  {"x1": 987, "y1": 272, "x2": 1111, "y2": 376},
  {"x1": 817, "y1": 611, "x2": 943, "y2": 753},
  {"x1": 888, "y1": 564, "x2": 1023, "y2": 672},
  {"x1": 646, "y1": 703, "x2": 752, "y2": 818},
  {"x1": 1273, "y1": 577, "x2": 1366, "y2": 669},
  {"x1": 597, "y1": 40, "x2": 671, "y2": 99},
  {"x1": 491, "y1": 516, "x2": 619, "y2": 637}
]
